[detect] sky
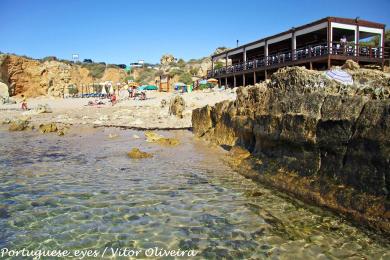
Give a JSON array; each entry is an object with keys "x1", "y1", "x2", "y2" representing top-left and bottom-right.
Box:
[{"x1": 1, "y1": 0, "x2": 389, "y2": 64}]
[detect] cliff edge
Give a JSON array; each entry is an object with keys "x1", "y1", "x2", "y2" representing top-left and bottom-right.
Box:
[{"x1": 192, "y1": 65, "x2": 390, "y2": 233}]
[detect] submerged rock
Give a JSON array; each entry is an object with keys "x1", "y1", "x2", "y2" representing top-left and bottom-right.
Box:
[
  {"x1": 145, "y1": 131, "x2": 163, "y2": 142},
  {"x1": 144, "y1": 131, "x2": 180, "y2": 146},
  {"x1": 39, "y1": 123, "x2": 58, "y2": 133},
  {"x1": 127, "y1": 148, "x2": 153, "y2": 159}
]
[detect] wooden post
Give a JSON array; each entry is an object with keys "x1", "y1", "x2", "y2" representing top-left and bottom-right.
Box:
[
  {"x1": 382, "y1": 27, "x2": 385, "y2": 70},
  {"x1": 356, "y1": 24, "x2": 360, "y2": 61},
  {"x1": 225, "y1": 77, "x2": 228, "y2": 87},
  {"x1": 211, "y1": 57, "x2": 214, "y2": 77},
  {"x1": 327, "y1": 19, "x2": 332, "y2": 69},
  {"x1": 310, "y1": 62, "x2": 313, "y2": 70},
  {"x1": 292, "y1": 29, "x2": 296, "y2": 61},
  {"x1": 265, "y1": 40, "x2": 269, "y2": 66},
  {"x1": 243, "y1": 74, "x2": 246, "y2": 87},
  {"x1": 225, "y1": 53, "x2": 228, "y2": 71},
  {"x1": 265, "y1": 70, "x2": 267, "y2": 80},
  {"x1": 219, "y1": 78, "x2": 221, "y2": 86},
  {"x1": 253, "y1": 71, "x2": 256, "y2": 84},
  {"x1": 234, "y1": 75, "x2": 236, "y2": 88}
]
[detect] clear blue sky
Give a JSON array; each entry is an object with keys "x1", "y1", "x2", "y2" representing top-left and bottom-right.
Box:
[{"x1": 1, "y1": 0, "x2": 389, "y2": 64}]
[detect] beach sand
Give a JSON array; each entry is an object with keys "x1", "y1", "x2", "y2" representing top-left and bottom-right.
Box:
[{"x1": 0, "y1": 89, "x2": 236, "y2": 129}]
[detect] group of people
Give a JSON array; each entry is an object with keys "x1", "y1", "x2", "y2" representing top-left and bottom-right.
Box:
[{"x1": 127, "y1": 86, "x2": 146, "y2": 100}]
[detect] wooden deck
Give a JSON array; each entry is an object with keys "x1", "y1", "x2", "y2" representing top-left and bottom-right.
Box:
[{"x1": 208, "y1": 42, "x2": 386, "y2": 79}]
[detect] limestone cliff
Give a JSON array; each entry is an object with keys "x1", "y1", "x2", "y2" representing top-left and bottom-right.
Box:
[
  {"x1": 192, "y1": 66, "x2": 390, "y2": 233},
  {"x1": 0, "y1": 54, "x2": 126, "y2": 98}
]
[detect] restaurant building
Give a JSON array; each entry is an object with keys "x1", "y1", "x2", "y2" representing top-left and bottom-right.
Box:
[{"x1": 208, "y1": 17, "x2": 386, "y2": 87}]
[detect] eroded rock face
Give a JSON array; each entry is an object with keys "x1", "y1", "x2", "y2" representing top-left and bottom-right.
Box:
[
  {"x1": 169, "y1": 95, "x2": 186, "y2": 118},
  {"x1": 0, "y1": 54, "x2": 126, "y2": 98},
  {"x1": 193, "y1": 66, "x2": 390, "y2": 232}
]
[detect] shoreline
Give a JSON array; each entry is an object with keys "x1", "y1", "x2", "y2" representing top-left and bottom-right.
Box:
[{"x1": 0, "y1": 90, "x2": 236, "y2": 130}]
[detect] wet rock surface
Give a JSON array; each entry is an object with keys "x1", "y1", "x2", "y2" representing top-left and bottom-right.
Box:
[
  {"x1": 192, "y1": 66, "x2": 390, "y2": 233},
  {"x1": 8, "y1": 118, "x2": 30, "y2": 131},
  {"x1": 39, "y1": 123, "x2": 58, "y2": 133},
  {"x1": 144, "y1": 130, "x2": 180, "y2": 146},
  {"x1": 127, "y1": 148, "x2": 153, "y2": 159}
]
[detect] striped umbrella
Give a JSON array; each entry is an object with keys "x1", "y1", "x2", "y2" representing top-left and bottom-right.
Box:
[{"x1": 325, "y1": 69, "x2": 353, "y2": 85}]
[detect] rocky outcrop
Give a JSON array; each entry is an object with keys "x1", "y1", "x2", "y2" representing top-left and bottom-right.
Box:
[
  {"x1": 127, "y1": 148, "x2": 153, "y2": 159},
  {"x1": 169, "y1": 95, "x2": 186, "y2": 118},
  {"x1": 0, "y1": 54, "x2": 126, "y2": 98},
  {"x1": 192, "y1": 66, "x2": 390, "y2": 233},
  {"x1": 8, "y1": 118, "x2": 30, "y2": 131}
]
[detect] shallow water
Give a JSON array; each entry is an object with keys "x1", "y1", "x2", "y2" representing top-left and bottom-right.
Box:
[{"x1": 0, "y1": 127, "x2": 388, "y2": 259}]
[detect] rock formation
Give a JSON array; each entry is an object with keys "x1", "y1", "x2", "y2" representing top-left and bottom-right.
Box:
[
  {"x1": 127, "y1": 148, "x2": 153, "y2": 159},
  {"x1": 192, "y1": 66, "x2": 390, "y2": 233},
  {"x1": 0, "y1": 54, "x2": 126, "y2": 98},
  {"x1": 169, "y1": 95, "x2": 186, "y2": 118}
]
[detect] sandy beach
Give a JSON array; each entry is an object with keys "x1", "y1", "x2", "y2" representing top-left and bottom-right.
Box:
[{"x1": 0, "y1": 89, "x2": 236, "y2": 129}]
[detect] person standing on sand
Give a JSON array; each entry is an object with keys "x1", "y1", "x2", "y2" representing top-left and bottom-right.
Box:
[
  {"x1": 127, "y1": 85, "x2": 132, "y2": 99},
  {"x1": 21, "y1": 95, "x2": 28, "y2": 110}
]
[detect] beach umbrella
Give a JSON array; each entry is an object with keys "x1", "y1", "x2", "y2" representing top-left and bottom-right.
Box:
[
  {"x1": 109, "y1": 85, "x2": 114, "y2": 95},
  {"x1": 128, "y1": 82, "x2": 139, "y2": 87},
  {"x1": 325, "y1": 69, "x2": 353, "y2": 85},
  {"x1": 174, "y1": 82, "x2": 186, "y2": 87},
  {"x1": 101, "y1": 85, "x2": 107, "y2": 95},
  {"x1": 144, "y1": 85, "x2": 158, "y2": 90},
  {"x1": 207, "y1": 78, "x2": 219, "y2": 83}
]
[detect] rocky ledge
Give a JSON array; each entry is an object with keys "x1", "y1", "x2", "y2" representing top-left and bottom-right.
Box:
[{"x1": 192, "y1": 64, "x2": 390, "y2": 234}]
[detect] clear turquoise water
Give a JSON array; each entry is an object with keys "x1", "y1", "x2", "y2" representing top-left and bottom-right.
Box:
[{"x1": 0, "y1": 126, "x2": 388, "y2": 259}]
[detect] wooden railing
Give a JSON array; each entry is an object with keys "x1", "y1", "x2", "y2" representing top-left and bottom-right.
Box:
[{"x1": 207, "y1": 42, "x2": 385, "y2": 78}]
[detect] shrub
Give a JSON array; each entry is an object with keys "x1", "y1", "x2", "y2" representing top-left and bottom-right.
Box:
[
  {"x1": 179, "y1": 72, "x2": 192, "y2": 85},
  {"x1": 177, "y1": 59, "x2": 186, "y2": 68},
  {"x1": 41, "y1": 56, "x2": 58, "y2": 62},
  {"x1": 189, "y1": 67, "x2": 199, "y2": 76},
  {"x1": 168, "y1": 68, "x2": 184, "y2": 78},
  {"x1": 123, "y1": 75, "x2": 134, "y2": 82},
  {"x1": 68, "y1": 85, "x2": 79, "y2": 95},
  {"x1": 214, "y1": 62, "x2": 224, "y2": 69},
  {"x1": 81, "y1": 63, "x2": 106, "y2": 79},
  {"x1": 136, "y1": 68, "x2": 157, "y2": 85}
]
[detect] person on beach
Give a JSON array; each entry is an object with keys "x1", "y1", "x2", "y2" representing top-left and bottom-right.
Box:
[
  {"x1": 21, "y1": 95, "x2": 28, "y2": 110},
  {"x1": 110, "y1": 93, "x2": 117, "y2": 106},
  {"x1": 127, "y1": 85, "x2": 132, "y2": 98}
]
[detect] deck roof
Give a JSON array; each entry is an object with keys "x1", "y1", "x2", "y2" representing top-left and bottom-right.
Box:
[{"x1": 212, "y1": 17, "x2": 385, "y2": 59}]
